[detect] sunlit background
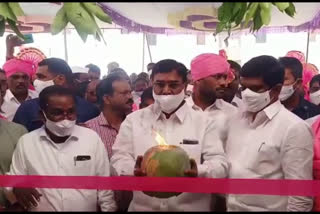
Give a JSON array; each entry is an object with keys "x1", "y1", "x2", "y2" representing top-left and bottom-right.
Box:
[{"x1": 1, "y1": 29, "x2": 319, "y2": 76}]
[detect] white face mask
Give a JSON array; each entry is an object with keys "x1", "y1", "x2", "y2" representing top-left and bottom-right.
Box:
[
  {"x1": 153, "y1": 89, "x2": 185, "y2": 114},
  {"x1": 133, "y1": 91, "x2": 143, "y2": 97},
  {"x1": 34, "y1": 79, "x2": 55, "y2": 94},
  {"x1": 279, "y1": 83, "x2": 296, "y2": 101},
  {"x1": 241, "y1": 88, "x2": 271, "y2": 113},
  {"x1": 43, "y1": 112, "x2": 76, "y2": 137},
  {"x1": 310, "y1": 90, "x2": 320, "y2": 106}
]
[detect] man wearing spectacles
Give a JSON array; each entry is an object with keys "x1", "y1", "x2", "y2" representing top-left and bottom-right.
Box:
[
  {"x1": 4, "y1": 85, "x2": 116, "y2": 212},
  {"x1": 111, "y1": 59, "x2": 228, "y2": 211}
]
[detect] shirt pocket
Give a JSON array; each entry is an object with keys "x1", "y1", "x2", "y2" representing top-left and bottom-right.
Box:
[
  {"x1": 246, "y1": 143, "x2": 280, "y2": 176},
  {"x1": 73, "y1": 160, "x2": 92, "y2": 176}
]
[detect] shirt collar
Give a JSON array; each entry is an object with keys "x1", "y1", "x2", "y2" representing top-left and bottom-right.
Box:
[
  {"x1": 97, "y1": 112, "x2": 109, "y2": 126},
  {"x1": 186, "y1": 96, "x2": 223, "y2": 112},
  {"x1": 242, "y1": 100, "x2": 282, "y2": 121},
  {"x1": 152, "y1": 101, "x2": 189, "y2": 124},
  {"x1": 5, "y1": 89, "x2": 37, "y2": 102},
  {"x1": 262, "y1": 100, "x2": 283, "y2": 120}
]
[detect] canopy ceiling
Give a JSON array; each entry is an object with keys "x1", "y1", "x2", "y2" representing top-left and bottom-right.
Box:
[{"x1": 8, "y1": 3, "x2": 320, "y2": 34}]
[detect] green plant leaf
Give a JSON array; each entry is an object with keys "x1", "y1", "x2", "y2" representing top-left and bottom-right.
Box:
[
  {"x1": 285, "y1": 3, "x2": 296, "y2": 17},
  {"x1": 244, "y1": 3, "x2": 259, "y2": 27},
  {"x1": 0, "y1": 3, "x2": 17, "y2": 21},
  {"x1": 7, "y1": 19, "x2": 25, "y2": 40},
  {"x1": 218, "y1": 2, "x2": 235, "y2": 23},
  {"x1": 252, "y1": 8, "x2": 263, "y2": 32},
  {"x1": 234, "y1": 3, "x2": 247, "y2": 27},
  {"x1": 275, "y1": 3, "x2": 290, "y2": 12},
  {"x1": 0, "y1": 19, "x2": 5, "y2": 36},
  {"x1": 260, "y1": 4, "x2": 271, "y2": 25},
  {"x1": 8, "y1": 3, "x2": 25, "y2": 16},
  {"x1": 216, "y1": 22, "x2": 226, "y2": 34}
]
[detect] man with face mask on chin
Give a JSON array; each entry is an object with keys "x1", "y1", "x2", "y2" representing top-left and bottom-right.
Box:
[
  {"x1": 278, "y1": 57, "x2": 320, "y2": 120},
  {"x1": 111, "y1": 59, "x2": 229, "y2": 212},
  {"x1": 12, "y1": 58, "x2": 100, "y2": 132},
  {"x1": 4, "y1": 85, "x2": 116, "y2": 212},
  {"x1": 225, "y1": 55, "x2": 313, "y2": 211}
]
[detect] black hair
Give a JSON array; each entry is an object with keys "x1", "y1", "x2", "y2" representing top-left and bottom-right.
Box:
[
  {"x1": 72, "y1": 72, "x2": 82, "y2": 81},
  {"x1": 279, "y1": 57, "x2": 303, "y2": 79},
  {"x1": 96, "y1": 73, "x2": 127, "y2": 106},
  {"x1": 147, "y1": 62, "x2": 155, "y2": 67},
  {"x1": 240, "y1": 55, "x2": 284, "y2": 88},
  {"x1": 75, "y1": 81, "x2": 90, "y2": 98},
  {"x1": 310, "y1": 74, "x2": 320, "y2": 88},
  {"x1": 140, "y1": 87, "x2": 154, "y2": 103},
  {"x1": 134, "y1": 72, "x2": 149, "y2": 85},
  {"x1": 38, "y1": 58, "x2": 73, "y2": 85},
  {"x1": 0, "y1": 69, "x2": 5, "y2": 74},
  {"x1": 86, "y1": 63, "x2": 101, "y2": 74},
  {"x1": 227, "y1": 60, "x2": 241, "y2": 73},
  {"x1": 39, "y1": 85, "x2": 76, "y2": 111},
  {"x1": 151, "y1": 59, "x2": 188, "y2": 83}
]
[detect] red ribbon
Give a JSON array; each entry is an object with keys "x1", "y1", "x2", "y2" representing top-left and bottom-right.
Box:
[{"x1": 0, "y1": 175, "x2": 319, "y2": 196}]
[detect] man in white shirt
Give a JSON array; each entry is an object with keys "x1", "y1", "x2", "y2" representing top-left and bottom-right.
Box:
[
  {"x1": 224, "y1": 60, "x2": 244, "y2": 109},
  {"x1": 5, "y1": 85, "x2": 116, "y2": 212},
  {"x1": 1, "y1": 58, "x2": 38, "y2": 121},
  {"x1": 188, "y1": 54, "x2": 238, "y2": 211},
  {"x1": 226, "y1": 55, "x2": 313, "y2": 211},
  {"x1": 111, "y1": 59, "x2": 229, "y2": 211},
  {"x1": 187, "y1": 53, "x2": 237, "y2": 116}
]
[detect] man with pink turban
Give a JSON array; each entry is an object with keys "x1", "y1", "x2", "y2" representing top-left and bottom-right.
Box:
[
  {"x1": 285, "y1": 50, "x2": 319, "y2": 100},
  {"x1": 1, "y1": 58, "x2": 38, "y2": 121},
  {"x1": 187, "y1": 53, "x2": 237, "y2": 115},
  {"x1": 188, "y1": 53, "x2": 237, "y2": 211}
]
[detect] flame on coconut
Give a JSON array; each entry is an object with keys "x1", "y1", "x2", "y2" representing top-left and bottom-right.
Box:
[{"x1": 153, "y1": 130, "x2": 168, "y2": 146}]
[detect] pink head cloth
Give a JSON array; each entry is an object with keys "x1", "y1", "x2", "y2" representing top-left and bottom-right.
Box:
[
  {"x1": 285, "y1": 50, "x2": 306, "y2": 64},
  {"x1": 285, "y1": 50, "x2": 319, "y2": 100},
  {"x1": 191, "y1": 53, "x2": 230, "y2": 81},
  {"x1": 3, "y1": 58, "x2": 36, "y2": 78}
]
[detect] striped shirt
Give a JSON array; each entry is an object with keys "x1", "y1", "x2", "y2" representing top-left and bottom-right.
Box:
[
  {"x1": 85, "y1": 113, "x2": 132, "y2": 211},
  {"x1": 85, "y1": 113, "x2": 118, "y2": 159}
]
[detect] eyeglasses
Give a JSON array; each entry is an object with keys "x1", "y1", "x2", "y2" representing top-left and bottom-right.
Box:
[
  {"x1": 47, "y1": 108, "x2": 76, "y2": 118},
  {"x1": 153, "y1": 82, "x2": 184, "y2": 92}
]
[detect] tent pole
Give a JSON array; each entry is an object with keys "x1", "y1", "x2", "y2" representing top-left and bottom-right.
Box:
[
  {"x1": 63, "y1": 29, "x2": 68, "y2": 63},
  {"x1": 306, "y1": 28, "x2": 310, "y2": 63},
  {"x1": 142, "y1": 33, "x2": 146, "y2": 73},
  {"x1": 146, "y1": 34, "x2": 153, "y2": 63}
]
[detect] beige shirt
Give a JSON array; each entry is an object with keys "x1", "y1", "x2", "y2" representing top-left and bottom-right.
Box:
[
  {"x1": 1, "y1": 89, "x2": 38, "y2": 121},
  {"x1": 6, "y1": 125, "x2": 117, "y2": 212},
  {"x1": 111, "y1": 101, "x2": 229, "y2": 211},
  {"x1": 225, "y1": 101, "x2": 313, "y2": 211}
]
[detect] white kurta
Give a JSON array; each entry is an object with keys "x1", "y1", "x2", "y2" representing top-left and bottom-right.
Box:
[
  {"x1": 1, "y1": 89, "x2": 38, "y2": 121},
  {"x1": 111, "y1": 101, "x2": 229, "y2": 211},
  {"x1": 225, "y1": 101, "x2": 313, "y2": 211},
  {"x1": 5, "y1": 125, "x2": 117, "y2": 212}
]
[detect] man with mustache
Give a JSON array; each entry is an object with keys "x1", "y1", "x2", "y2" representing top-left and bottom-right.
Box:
[
  {"x1": 187, "y1": 53, "x2": 237, "y2": 116},
  {"x1": 186, "y1": 53, "x2": 237, "y2": 120},
  {"x1": 187, "y1": 53, "x2": 237, "y2": 211},
  {"x1": 1, "y1": 59, "x2": 38, "y2": 121},
  {"x1": 85, "y1": 72, "x2": 134, "y2": 212}
]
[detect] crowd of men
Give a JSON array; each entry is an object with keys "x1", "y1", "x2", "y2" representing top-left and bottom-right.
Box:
[{"x1": 1, "y1": 34, "x2": 320, "y2": 211}]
